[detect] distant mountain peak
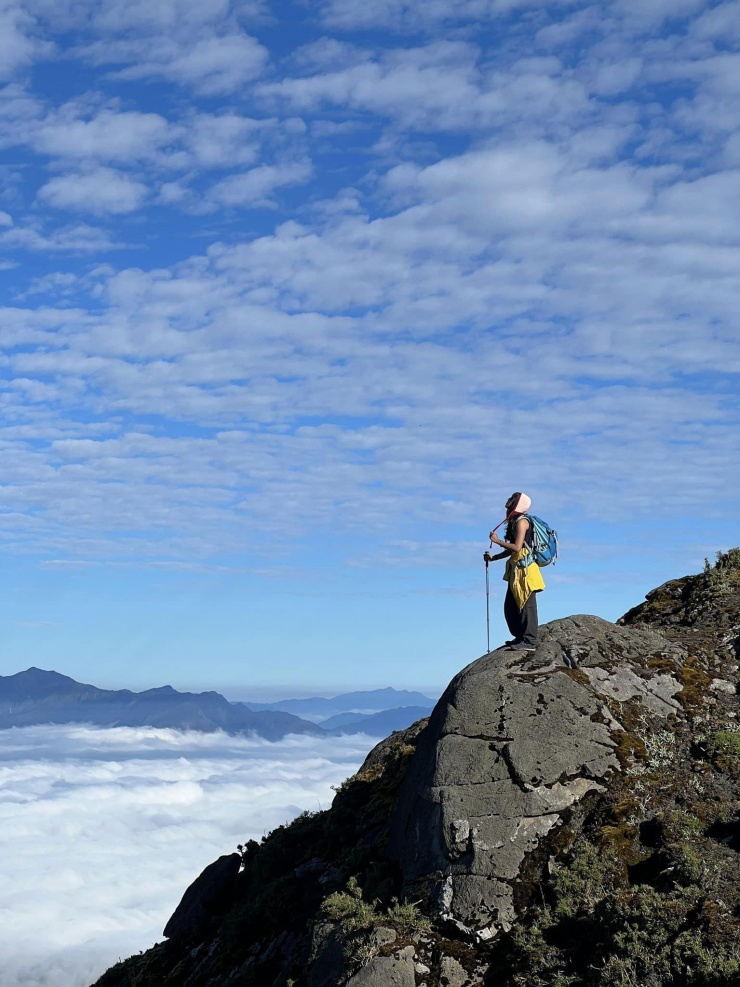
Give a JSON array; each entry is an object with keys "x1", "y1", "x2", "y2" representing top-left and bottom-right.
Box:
[{"x1": 18, "y1": 666, "x2": 73, "y2": 680}]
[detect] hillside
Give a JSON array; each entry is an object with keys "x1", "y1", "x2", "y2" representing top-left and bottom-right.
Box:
[
  {"x1": 93, "y1": 550, "x2": 740, "y2": 987},
  {"x1": 323, "y1": 705, "x2": 435, "y2": 735},
  {"x1": 0, "y1": 669, "x2": 320, "y2": 740}
]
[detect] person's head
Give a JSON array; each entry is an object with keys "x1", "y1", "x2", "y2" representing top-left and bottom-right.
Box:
[{"x1": 505, "y1": 492, "x2": 531, "y2": 516}]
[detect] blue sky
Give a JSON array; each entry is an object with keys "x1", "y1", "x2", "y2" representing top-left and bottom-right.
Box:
[{"x1": 1, "y1": 0, "x2": 738, "y2": 697}]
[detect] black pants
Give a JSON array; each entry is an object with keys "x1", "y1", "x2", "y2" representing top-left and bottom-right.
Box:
[{"x1": 504, "y1": 587, "x2": 539, "y2": 647}]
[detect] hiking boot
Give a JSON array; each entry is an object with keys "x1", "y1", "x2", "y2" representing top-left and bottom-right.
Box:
[
  {"x1": 509, "y1": 642, "x2": 536, "y2": 652},
  {"x1": 504, "y1": 639, "x2": 520, "y2": 646}
]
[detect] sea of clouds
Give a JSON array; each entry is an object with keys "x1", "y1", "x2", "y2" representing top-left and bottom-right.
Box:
[{"x1": 0, "y1": 724, "x2": 374, "y2": 987}]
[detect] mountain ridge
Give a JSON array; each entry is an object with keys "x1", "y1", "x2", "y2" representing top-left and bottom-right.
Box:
[
  {"x1": 0, "y1": 667, "x2": 321, "y2": 741},
  {"x1": 240, "y1": 687, "x2": 436, "y2": 718},
  {"x1": 322, "y1": 705, "x2": 434, "y2": 736},
  {"x1": 0, "y1": 670, "x2": 435, "y2": 738}
]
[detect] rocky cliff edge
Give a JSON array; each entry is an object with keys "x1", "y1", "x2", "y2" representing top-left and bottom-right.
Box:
[{"x1": 94, "y1": 550, "x2": 740, "y2": 987}]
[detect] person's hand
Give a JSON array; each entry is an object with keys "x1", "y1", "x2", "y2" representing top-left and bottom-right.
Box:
[
  {"x1": 489, "y1": 531, "x2": 504, "y2": 546},
  {"x1": 483, "y1": 551, "x2": 493, "y2": 562}
]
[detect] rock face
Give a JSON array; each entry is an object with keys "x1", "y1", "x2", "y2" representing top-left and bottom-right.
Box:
[
  {"x1": 163, "y1": 853, "x2": 241, "y2": 938},
  {"x1": 345, "y1": 946, "x2": 415, "y2": 987},
  {"x1": 389, "y1": 615, "x2": 683, "y2": 939}
]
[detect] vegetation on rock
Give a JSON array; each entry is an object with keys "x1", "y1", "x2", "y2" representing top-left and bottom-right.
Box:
[{"x1": 505, "y1": 549, "x2": 740, "y2": 987}]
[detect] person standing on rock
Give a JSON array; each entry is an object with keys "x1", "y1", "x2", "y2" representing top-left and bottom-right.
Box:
[{"x1": 483, "y1": 492, "x2": 545, "y2": 652}]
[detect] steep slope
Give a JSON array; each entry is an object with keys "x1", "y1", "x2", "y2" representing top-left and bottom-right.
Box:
[
  {"x1": 92, "y1": 550, "x2": 740, "y2": 987},
  {"x1": 0, "y1": 668, "x2": 321, "y2": 739}
]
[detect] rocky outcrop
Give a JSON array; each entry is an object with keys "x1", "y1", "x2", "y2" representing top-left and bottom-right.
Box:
[
  {"x1": 345, "y1": 946, "x2": 415, "y2": 987},
  {"x1": 389, "y1": 615, "x2": 684, "y2": 940},
  {"x1": 163, "y1": 853, "x2": 241, "y2": 939},
  {"x1": 92, "y1": 551, "x2": 740, "y2": 987}
]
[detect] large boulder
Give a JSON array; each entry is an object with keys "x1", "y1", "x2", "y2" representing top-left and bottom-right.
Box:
[
  {"x1": 345, "y1": 946, "x2": 415, "y2": 987},
  {"x1": 163, "y1": 852, "x2": 241, "y2": 939},
  {"x1": 389, "y1": 615, "x2": 684, "y2": 940}
]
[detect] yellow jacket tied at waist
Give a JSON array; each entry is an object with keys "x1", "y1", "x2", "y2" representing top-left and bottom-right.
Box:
[{"x1": 504, "y1": 547, "x2": 545, "y2": 610}]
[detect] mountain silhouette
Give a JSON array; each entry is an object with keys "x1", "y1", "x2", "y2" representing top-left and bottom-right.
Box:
[{"x1": 0, "y1": 668, "x2": 321, "y2": 740}]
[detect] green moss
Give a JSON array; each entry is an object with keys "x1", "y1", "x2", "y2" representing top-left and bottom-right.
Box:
[
  {"x1": 599, "y1": 822, "x2": 639, "y2": 871},
  {"x1": 646, "y1": 655, "x2": 675, "y2": 673},
  {"x1": 661, "y1": 808, "x2": 704, "y2": 842},
  {"x1": 676, "y1": 656, "x2": 712, "y2": 710},
  {"x1": 611, "y1": 730, "x2": 647, "y2": 770},
  {"x1": 707, "y1": 730, "x2": 740, "y2": 763},
  {"x1": 673, "y1": 844, "x2": 706, "y2": 885}
]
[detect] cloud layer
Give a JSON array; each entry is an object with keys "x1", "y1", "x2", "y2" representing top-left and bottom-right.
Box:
[{"x1": 0, "y1": 724, "x2": 372, "y2": 987}]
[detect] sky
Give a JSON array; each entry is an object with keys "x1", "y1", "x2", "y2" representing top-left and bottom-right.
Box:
[
  {"x1": 0, "y1": 723, "x2": 371, "y2": 987},
  {"x1": 1, "y1": 0, "x2": 739, "y2": 697}
]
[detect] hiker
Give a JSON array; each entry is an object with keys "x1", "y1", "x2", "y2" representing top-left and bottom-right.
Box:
[{"x1": 483, "y1": 492, "x2": 545, "y2": 652}]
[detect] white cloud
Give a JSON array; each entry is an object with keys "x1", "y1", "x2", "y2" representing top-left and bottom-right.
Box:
[
  {"x1": 186, "y1": 112, "x2": 271, "y2": 168},
  {"x1": 53, "y1": 1, "x2": 270, "y2": 96},
  {"x1": 0, "y1": 1, "x2": 270, "y2": 97},
  {"x1": 111, "y1": 32, "x2": 269, "y2": 95},
  {"x1": 0, "y1": 220, "x2": 122, "y2": 252},
  {"x1": 317, "y1": 0, "x2": 573, "y2": 32},
  {"x1": 33, "y1": 106, "x2": 178, "y2": 164},
  {"x1": 613, "y1": 0, "x2": 705, "y2": 30},
  {"x1": 692, "y1": 1, "x2": 740, "y2": 42},
  {"x1": 260, "y1": 41, "x2": 490, "y2": 130},
  {"x1": 86, "y1": 0, "x2": 255, "y2": 35},
  {"x1": 207, "y1": 160, "x2": 312, "y2": 207},
  {"x1": 0, "y1": 98, "x2": 289, "y2": 217},
  {"x1": 37, "y1": 167, "x2": 148, "y2": 214},
  {"x1": 0, "y1": 3, "x2": 49, "y2": 81},
  {"x1": 0, "y1": 724, "x2": 372, "y2": 987}
]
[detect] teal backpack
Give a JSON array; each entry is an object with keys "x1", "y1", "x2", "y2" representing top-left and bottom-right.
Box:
[{"x1": 522, "y1": 514, "x2": 558, "y2": 567}]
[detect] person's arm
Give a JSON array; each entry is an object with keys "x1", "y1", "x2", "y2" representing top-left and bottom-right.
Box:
[
  {"x1": 483, "y1": 549, "x2": 508, "y2": 562},
  {"x1": 490, "y1": 516, "x2": 529, "y2": 553}
]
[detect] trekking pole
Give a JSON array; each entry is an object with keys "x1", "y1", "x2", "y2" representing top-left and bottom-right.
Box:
[
  {"x1": 485, "y1": 557, "x2": 490, "y2": 653},
  {"x1": 485, "y1": 514, "x2": 515, "y2": 654}
]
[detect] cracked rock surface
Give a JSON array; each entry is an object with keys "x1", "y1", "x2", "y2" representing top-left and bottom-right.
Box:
[
  {"x1": 389, "y1": 615, "x2": 682, "y2": 940},
  {"x1": 345, "y1": 946, "x2": 415, "y2": 987}
]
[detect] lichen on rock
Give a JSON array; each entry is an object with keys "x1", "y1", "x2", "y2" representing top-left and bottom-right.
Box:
[{"x1": 388, "y1": 615, "x2": 687, "y2": 943}]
